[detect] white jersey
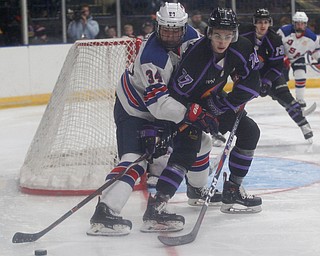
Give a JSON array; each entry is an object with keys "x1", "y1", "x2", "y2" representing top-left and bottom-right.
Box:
[
  {"x1": 116, "y1": 25, "x2": 201, "y2": 124},
  {"x1": 277, "y1": 24, "x2": 320, "y2": 62}
]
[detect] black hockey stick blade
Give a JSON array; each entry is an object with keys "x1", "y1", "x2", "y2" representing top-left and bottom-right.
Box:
[
  {"x1": 12, "y1": 153, "x2": 149, "y2": 243},
  {"x1": 13, "y1": 230, "x2": 47, "y2": 243},
  {"x1": 158, "y1": 205, "x2": 208, "y2": 246}
]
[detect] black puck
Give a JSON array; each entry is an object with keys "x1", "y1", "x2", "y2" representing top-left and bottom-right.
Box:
[{"x1": 34, "y1": 249, "x2": 47, "y2": 255}]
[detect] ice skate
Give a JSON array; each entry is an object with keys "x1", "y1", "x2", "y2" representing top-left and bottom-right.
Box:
[
  {"x1": 186, "y1": 183, "x2": 222, "y2": 206},
  {"x1": 220, "y1": 178, "x2": 262, "y2": 214},
  {"x1": 300, "y1": 122, "x2": 313, "y2": 143},
  {"x1": 87, "y1": 201, "x2": 132, "y2": 236},
  {"x1": 140, "y1": 193, "x2": 185, "y2": 232},
  {"x1": 297, "y1": 99, "x2": 306, "y2": 108}
]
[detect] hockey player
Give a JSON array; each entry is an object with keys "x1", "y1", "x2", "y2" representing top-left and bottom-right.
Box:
[
  {"x1": 277, "y1": 11, "x2": 320, "y2": 108},
  {"x1": 240, "y1": 9, "x2": 313, "y2": 142},
  {"x1": 141, "y1": 7, "x2": 263, "y2": 231},
  {"x1": 87, "y1": 2, "x2": 220, "y2": 236}
]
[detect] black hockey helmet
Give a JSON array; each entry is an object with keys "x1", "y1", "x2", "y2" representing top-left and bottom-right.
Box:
[
  {"x1": 207, "y1": 7, "x2": 239, "y2": 42},
  {"x1": 253, "y1": 8, "x2": 273, "y2": 25}
]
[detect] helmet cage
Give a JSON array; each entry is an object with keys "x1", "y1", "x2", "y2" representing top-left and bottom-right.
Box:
[{"x1": 157, "y1": 26, "x2": 186, "y2": 50}]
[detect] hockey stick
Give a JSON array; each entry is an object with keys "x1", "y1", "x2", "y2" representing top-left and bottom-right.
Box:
[
  {"x1": 306, "y1": 52, "x2": 320, "y2": 73},
  {"x1": 158, "y1": 108, "x2": 246, "y2": 246},
  {"x1": 293, "y1": 62, "x2": 319, "y2": 66},
  {"x1": 273, "y1": 96, "x2": 317, "y2": 117},
  {"x1": 301, "y1": 102, "x2": 316, "y2": 117},
  {"x1": 12, "y1": 153, "x2": 149, "y2": 243}
]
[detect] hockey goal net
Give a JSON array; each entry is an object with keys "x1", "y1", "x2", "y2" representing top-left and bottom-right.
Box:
[{"x1": 19, "y1": 38, "x2": 141, "y2": 195}]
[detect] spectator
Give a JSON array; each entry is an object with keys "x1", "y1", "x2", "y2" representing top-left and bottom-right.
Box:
[
  {"x1": 188, "y1": 10, "x2": 207, "y2": 35},
  {"x1": 314, "y1": 16, "x2": 320, "y2": 34},
  {"x1": 104, "y1": 25, "x2": 117, "y2": 38},
  {"x1": 5, "y1": 15, "x2": 22, "y2": 46},
  {"x1": 122, "y1": 23, "x2": 136, "y2": 38},
  {"x1": 0, "y1": 27, "x2": 6, "y2": 46},
  {"x1": 309, "y1": 19, "x2": 316, "y2": 33},
  {"x1": 272, "y1": 15, "x2": 291, "y2": 31},
  {"x1": 67, "y1": 4, "x2": 99, "y2": 42},
  {"x1": 138, "y1": 21, "x2": 154, "y2": 39},
  {"x1": 30, "y1": 25, "x2": 49, "y2": 45},
  {"x1": 280, "y1": 16, "x2": 291, "y2": 26}
]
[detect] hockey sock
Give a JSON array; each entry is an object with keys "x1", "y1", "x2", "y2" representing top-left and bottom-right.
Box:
[
  {"x1": 156, "y1": 163, "x2": 187, "y2": 198},
  {"x1": 228, "y1": 146, "x2": 254, "y2": 183}
]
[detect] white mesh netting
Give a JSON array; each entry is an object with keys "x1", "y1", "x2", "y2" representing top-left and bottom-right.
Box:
[{"x1": 19, "y1": 38, "x2": 138, "y2": 195}]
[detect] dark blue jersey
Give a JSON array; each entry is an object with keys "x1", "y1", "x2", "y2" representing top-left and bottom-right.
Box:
[
  {"x1": 240, "y1": 24, "x2": 285, "y2": 85},
  {"x1": 169, "y1": 36, "x2": 261, "y2": 112}
]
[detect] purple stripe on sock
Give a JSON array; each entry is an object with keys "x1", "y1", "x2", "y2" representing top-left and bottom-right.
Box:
[
  {"x1": 166, "y1": 166, "x2": 185, "y2": 178},
  {"x1": 229, "y1": 161, "x2": 249, "y2": 171},
  {"x1": 232, "y1": 150, "x2": 253, "y2": 161},
  {"x1": 159, "y1": 176, "x2": 180, "y2": 189}
]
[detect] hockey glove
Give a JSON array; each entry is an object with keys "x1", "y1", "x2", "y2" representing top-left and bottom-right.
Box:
[
  {"x1": 284, "y1": 56, "x2": 291, "y2": 70},
  {"x1": 206, "y1": 92, "x2": 229, "y2": 116},
  {"x1": 183, "y1": 103, "x2": 219, "y2": 135},
  {"x1": 260, "y1": 78, "x2": 272, "y2": 97},
  {"x1": 230, "y1": 70, "x2": 240, "y2": 83},
  {"x1": 140, "y1": 125, "x2": 172, "y2": 163}
]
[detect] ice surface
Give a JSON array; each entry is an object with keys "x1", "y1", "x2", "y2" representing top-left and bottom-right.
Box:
[{"x1": 1, "y1": 89, "x2": 319, "y2": 256}]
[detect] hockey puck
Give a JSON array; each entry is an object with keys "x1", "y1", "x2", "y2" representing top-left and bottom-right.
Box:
[{"x1": 34, "y1": 249, "x2": 47, "y2": 255}]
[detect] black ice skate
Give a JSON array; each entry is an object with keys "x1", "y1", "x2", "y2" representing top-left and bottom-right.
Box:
[
  {"x1": 297, "y1": 99, "x2": 307, "y2": 108},
  {"x1": 220, "y1": 179, "x2": 262, "y2": 214},
  {"x1": 186, "y1": 183, "x2": 222, "y2": 206},
  {"x1": 87, "y1": 201, "x2": 132, "y2": 236},
  {"x1": 140, "y1": 193, "x2": 185, "y2": 232},
  {"x1": 299, "y1": 122, "x2": 313, "y2": 142}
]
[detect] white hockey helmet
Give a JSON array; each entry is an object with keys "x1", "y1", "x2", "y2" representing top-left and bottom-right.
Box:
[
  {"x1": 292, "y1": 12, "x2": 308, "y2": 23},
  {"x1": 156, "y1": 2, "x2": 188, "y2": 28},
  {"x1": 156, "y1": 2, "x2": 188, "y2": 49}
]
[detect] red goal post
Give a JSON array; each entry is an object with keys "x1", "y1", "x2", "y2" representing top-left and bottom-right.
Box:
[{"x1": 19, "y1": 38, "x2": 142, "y2": 195}]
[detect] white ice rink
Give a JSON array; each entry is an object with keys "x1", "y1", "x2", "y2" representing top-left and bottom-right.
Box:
[{"x1": 1, "y1": 89, "x2": 319, "y2": 256}]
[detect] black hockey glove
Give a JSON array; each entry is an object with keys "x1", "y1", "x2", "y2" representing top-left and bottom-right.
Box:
[
  {"x1": 140, "y1": 124, "x2": 172, "y2": 163},
  {"x1": 206, "y1": 91, "x2": 229, "y2": 116},
  {"x1": 260, "y1": 78, "x2": 272, "y2": 97},
  {"x1": 183, "y1": 103, "x2": 219, "y2": 135}
]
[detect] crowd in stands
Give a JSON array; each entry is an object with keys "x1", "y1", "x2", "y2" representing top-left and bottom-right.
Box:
[{"x1": 0, "y1": 1, "x2": 320, "y2": 46}]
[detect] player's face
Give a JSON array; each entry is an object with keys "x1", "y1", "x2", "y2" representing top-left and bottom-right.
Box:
[
  {"x1": 159, "y1": 26, "x2": 184, "y2": 49},
  {"x1": 210, "y1": 29, "x2": 233, "y2": 54},
  {"x1": 255, "y1": 19, "x2": 270, "y2": 36},
  {"x1": 294, "y1": 22, "x2": 307, "y2": 33}
]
